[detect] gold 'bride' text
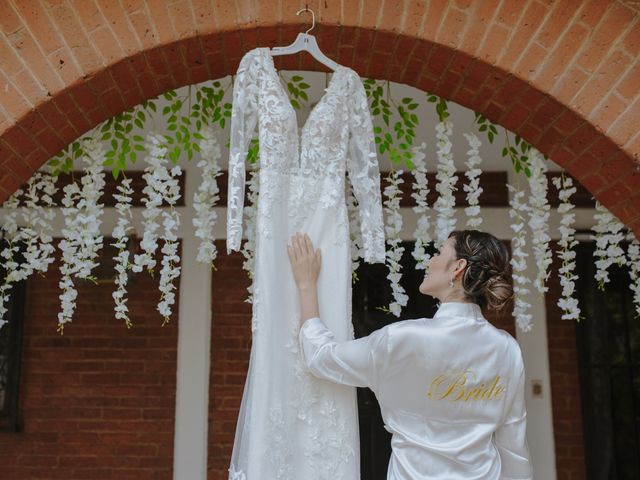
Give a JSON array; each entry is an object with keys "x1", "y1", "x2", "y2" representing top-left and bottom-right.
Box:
[{"x1": 426, "y1": 370, "x2": 506, "y2": 402}]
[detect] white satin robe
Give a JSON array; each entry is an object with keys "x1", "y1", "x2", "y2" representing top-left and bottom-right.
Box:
[{"x1": 299, "y1": 301, "x2": 533, "y2": 479}]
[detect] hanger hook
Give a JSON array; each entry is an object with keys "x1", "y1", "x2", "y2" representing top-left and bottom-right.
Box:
[{"x1": 296, "y1": 7, "x2": 315, "y2": 35}]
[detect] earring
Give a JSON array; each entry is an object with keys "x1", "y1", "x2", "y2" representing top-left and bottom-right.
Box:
[{"x1": 449, "y1": 277, "x2": 454, "y2": 288}]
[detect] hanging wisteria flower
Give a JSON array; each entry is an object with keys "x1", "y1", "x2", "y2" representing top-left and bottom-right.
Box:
[
  {"x1": 551, "y1": 174, "x2": 581, "y2": 321},
  {"x1": 462, "y1": 133, "x2": 483, "y2": 229},
  {"x1": 383, "y1": 170, "x2": 408, "y2": 317},
  {"x1": 626, "y1": 232, "x2": 640, "y2": 319},
  {"x1": 526, "y1": 149, "x2": 552, "y2": 293},
  {"x1": 132, "y1": 132, "x2": 167, "y2": 275},
  {"x1": 111, "y1": 177, "x2": 134, "y2": 328},
  {"x1": 158, "y1": 190, "x2": 181, "y2": 324},
  {"x1": 433, "y1": 121, "x2": 457, "y2": 248},
  {"x1": 0, "y1": 188, "x2": 23, "y2": 330},
  {"x1": 410, "y1": 142, "x2": 432, "y2": 271},
  {"x1": 58, "y1": 137, "x2": 106, "y2": 332},
  {"x1": 0, "y1": 171, "x2": 58, "y2": 330},
  {"x1": 592, "y1": 200, "x2": 626, "y2": 289},
  {"x1": 346, "y1": 181, "x2": 363, "y2": 278},
  {"x1": 193, "y1": 125, "x2": 222, "y2": 267},
  {"x1": 508, "y1": 184, "x2": 533, "y2": 332},
  {"x1": 240, "y1": 167, "x2": 260, "y2": 303}
]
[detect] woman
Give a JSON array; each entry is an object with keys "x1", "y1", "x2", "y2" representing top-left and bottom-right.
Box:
[{"x1": 287, "y1": 229, "x2": 533, "y2": 479}]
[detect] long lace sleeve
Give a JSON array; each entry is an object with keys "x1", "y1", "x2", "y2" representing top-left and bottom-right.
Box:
[
  {"x1": 346, "y1": 74, "x2": 385, "y2": 263},
  {"x1": 226, "y1": 51, "x2": 260, "y2": 254}
]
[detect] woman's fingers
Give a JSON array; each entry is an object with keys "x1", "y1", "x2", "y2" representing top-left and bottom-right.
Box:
[
  {"x1": 303, "y1": 234, "x2": 313, "y2": 256},
  {"x1": 289, "y1": 232, "x2": 317, "y2": 260},
  {"x1": 286, "y1": 243, "x2": 296, "y2": 264}
]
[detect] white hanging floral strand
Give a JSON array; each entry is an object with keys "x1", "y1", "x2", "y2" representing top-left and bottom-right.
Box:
[
  {"x1": 0, "y1": 170, "x2": 58, "y2": 329},
  {"x1": 508, "y1": 184, "x2": 533, "y2": 332},
  {"x1": 112, "y1": 177, "x2": 134, "y2": 328},
  {"x1": 240, "y1": 166, "x2": 259, "y2": 303},
  {"x1": 132, "y1": 132, "x2": 167, "y2": 275},
  {"x1": 551, "y1": 174, "x2": 581, "y2": 321},
  {"x1": 383, "y1": 169, "x2": 408, "y2": 317},
  {"x1": 58, "y1": 137, "x2": 106, "y2": 332},
  {"x1": 410, "y1": 142, "x2": 432, "y2": 270},
  {"x1": 193, "y1": 125, "x2": 222, "y2": 267},
  {"x1": 433, "y1": 120, "x2": 457, "y2": 248},
  {"x1": 592, "y1": 200, "x2": 626, "y2": 289},
  {"x1": 526, "y1": 149, "x2": 552, "y2": 293},
  {"x1": 462, "y1": 132, "x2": 483, "y2": 229},
  {"x1": 0, "y1": 187, "x2": 24, "y2": 330},
  {"x1": 626, "y1": 232, "x2": 640, "y2": 319}
]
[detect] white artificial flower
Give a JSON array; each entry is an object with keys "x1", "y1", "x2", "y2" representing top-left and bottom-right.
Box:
[
  {"x1": 626, "y1": 232, "x2": 640, "y2": 319},
  {"x1": 111, "y1": 177, "x2": 134, "y2": 327},
  {"x1": 410, "y1": 142, "x2": 432, "y2": 270},
  {"x1": 526, "y1": 149, "x2": 552, "y2": 293},
  {"x1": 508, "y1": 184, "x2": 533, "y2": 332},
  {"x1": 551, "y1": 175, "x2": 581, "y2": 321},
  {"x1": 132, "y1": 132, "x2": 168, "y2": 275},
  {"x1": 57, "y1": 137, "x2": 106, "y2": 331},
  {"x1": 433, "y1": 121, "x2": 457, "y2": 248},
  {"x1": 383, "y1": 169, "x2": 407, "y2": 317},
  {"x1": 133, "y1": 132, "x2": 182, "y2": 324},
  {"x1": 462, "y1": 132, "x2": 483, "y2": 229},
  {"x1": 240, "y1": 166, "x2": 260, "y2": 303},
  {"x1": 592, "y1": 200, "x2": 626, "y2": 289},
  {"x1": 193, "y1": 125, "x2": 222, "y2": 266},
  {"x1": 0, "y1": 188, "x2": 23, "y2": 330}
]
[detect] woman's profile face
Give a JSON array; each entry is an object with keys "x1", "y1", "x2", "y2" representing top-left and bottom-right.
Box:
[{"x1": 419, "y1": 237, "x2": 459, "y2": 300}]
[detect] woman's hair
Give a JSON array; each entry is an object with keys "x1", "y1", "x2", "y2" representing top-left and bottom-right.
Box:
[{"x1": 447, "y1": 230, "x2": 514, "y2": 313}]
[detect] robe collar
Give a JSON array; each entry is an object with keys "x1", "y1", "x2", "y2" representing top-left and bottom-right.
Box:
[{"x1": 433, "y1": 301, "x2": 485, "y2": 323}]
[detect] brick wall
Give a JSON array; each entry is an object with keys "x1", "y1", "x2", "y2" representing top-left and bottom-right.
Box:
[
  {"x1": 208, "y1": 241, "x2": 252, "y2": 480},
  {"x1": 545, "y1": 242, "x2": 586, "y2": 480},
  {"x1": 0, "y1": 240, "x2": 180, "y2": 479}
]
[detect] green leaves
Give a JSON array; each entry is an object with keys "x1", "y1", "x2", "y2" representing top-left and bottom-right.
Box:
[
  {"x1": 474, "y1": 112, "x2": 498, "y2": 143},
  {"x1": 427, "y1": 94, "x2": 450, "y2": 122},
  {"x1": 285, "y1": 74, "x2": 311, "y2": 109},
  {"x1": 502, "y1": 133, "x2": 532, "y2": 178},
  {"x1": 367, "y1": 80, "x2": 419, "y2": 169},
  {"x1": 44, "y1": 72, "x2": 530, "y2": 180}
]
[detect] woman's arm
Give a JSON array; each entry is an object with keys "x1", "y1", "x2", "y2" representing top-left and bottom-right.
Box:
[
  {"x1": 287, "y1": 233, "x2": 390, "y2": 390},
  {"x1": 286, "y1": 233, "x2": 321, "y2": 322}
]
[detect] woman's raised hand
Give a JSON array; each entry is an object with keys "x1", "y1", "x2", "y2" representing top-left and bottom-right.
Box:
[{"x1": 287, "y1": 233, "x2": 322, "y2": 291}]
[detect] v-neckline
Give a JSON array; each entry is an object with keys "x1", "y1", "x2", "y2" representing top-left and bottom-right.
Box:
[{"x1": 261, "y1": 48, "x2": 348, "y2": 136}]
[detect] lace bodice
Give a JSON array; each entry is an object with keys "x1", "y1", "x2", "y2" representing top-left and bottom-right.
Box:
[{"x1": 226, "y1": 47, "x2": 385, "y2": 263}]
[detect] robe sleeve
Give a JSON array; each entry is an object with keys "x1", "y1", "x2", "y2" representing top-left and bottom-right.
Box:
[
  {"x1": 494, "y1": 353, "x2": 533, "y2": 480},
  {"x1": 345, "y1": 74, "x2": 386, "y2": 264},
  {"x1": 226, "y1": 51, "x2": 260, "y2": 254},
  {"x1": 298, "y1": 316, "x2": 390, "y2": 390}
]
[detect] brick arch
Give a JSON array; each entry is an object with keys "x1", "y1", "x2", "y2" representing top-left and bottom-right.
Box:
[{"x1": 0, "y1": 1, "x2": 638, "y2": 233}]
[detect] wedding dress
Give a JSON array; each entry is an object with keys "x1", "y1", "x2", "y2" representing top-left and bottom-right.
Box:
[{"x1": 226, "y1": 47, "x2": 385, "y2": 480}]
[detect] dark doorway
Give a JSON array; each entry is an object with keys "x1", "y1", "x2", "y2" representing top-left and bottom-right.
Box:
[
  {"x1": 351, "y1": 241, "x2": 439, "y2": 479},
  {"x1": 575, "y1": 242, "x2": 640, "y2": 480}
]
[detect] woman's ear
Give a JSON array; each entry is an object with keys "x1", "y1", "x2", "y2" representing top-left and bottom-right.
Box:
[{"x1": 455, "y1": 258, "x2": 467, "y2": 275}]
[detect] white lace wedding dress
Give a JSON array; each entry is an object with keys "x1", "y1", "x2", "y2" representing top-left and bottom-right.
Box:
[{"x1": 226, "y1": 47, "x2": 385, "y2": 480}]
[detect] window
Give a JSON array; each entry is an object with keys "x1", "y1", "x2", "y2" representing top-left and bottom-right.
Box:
[{"x1": 575, "y1": 242, "x2": 640, "y2": 479}]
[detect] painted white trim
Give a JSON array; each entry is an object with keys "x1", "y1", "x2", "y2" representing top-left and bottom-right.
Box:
[
  {"x1": 172, "y1": 233, "x2": 212, "y2": 479},
  {"x1": 172, "y1": 162, "x2": 212, "y2": 480}
]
